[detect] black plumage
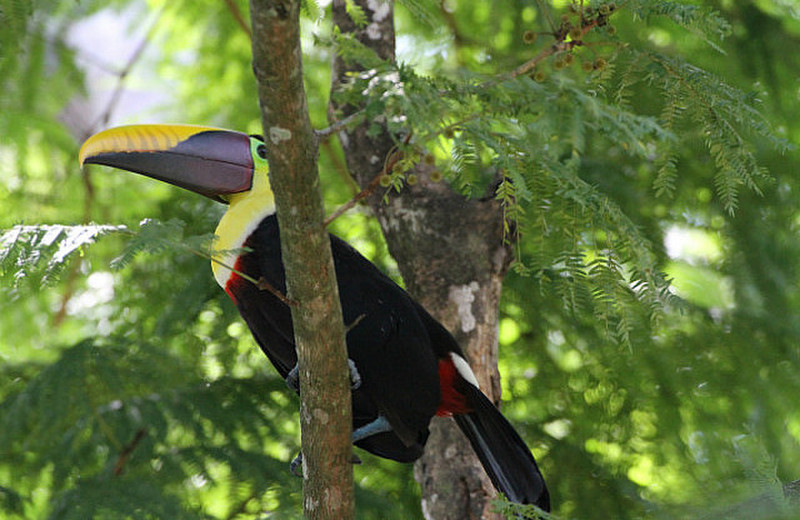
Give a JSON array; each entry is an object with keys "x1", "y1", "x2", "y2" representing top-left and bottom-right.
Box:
[{"x1": 226, "y1": 215, "x2": 549, "y2": 508}]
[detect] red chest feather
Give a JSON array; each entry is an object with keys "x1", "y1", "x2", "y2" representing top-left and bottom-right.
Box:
[{"x1": 223, "y1": 257, "x2": 248, "y2": 305}]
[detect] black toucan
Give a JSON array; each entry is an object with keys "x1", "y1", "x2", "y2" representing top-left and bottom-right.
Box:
[{"x1": 80, "y1": 124, "x2": 550, "y2": 510}]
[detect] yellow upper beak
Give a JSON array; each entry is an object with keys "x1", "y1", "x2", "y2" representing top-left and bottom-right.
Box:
[
  {"x1": 79, "y1": 124, "x2": 255, "y2": 202},
  {"x1": 78, "y1": 124, "x2": 226, "y2": 165}
]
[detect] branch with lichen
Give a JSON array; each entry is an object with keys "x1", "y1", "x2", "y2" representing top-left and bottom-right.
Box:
[{"x1": 249, "y1": 1, "x2": 355, "y2": 518}]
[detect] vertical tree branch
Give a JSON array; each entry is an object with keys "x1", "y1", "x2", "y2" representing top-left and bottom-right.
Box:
[{"x1": 249, "y1": 1, "x2": 354, "y2": 518}]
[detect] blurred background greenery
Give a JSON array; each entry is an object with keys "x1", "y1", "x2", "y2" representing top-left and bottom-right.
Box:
[{"x1": 2, "y1": 0, "x2": 800, "y2": 518}]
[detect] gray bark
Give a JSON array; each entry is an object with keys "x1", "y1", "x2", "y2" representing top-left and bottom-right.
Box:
[{"x1": 329, "y1": 1, "x2": 512, "y2": 517}]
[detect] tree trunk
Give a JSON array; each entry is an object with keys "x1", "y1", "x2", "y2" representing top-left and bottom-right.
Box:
[
  {"x1": 383, "y1": 170, "x2": 512, "y2": 520},
  {"x1": 329, "y1": 1, "x2": 512, "y2": 518},
  {"x1": 250, "y1": 1, "x2": 355, "y2": 519}
]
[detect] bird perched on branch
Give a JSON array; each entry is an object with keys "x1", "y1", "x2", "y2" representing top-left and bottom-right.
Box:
[{"x1": 80, "y1": 124, "x2": 549, "y2": 511}]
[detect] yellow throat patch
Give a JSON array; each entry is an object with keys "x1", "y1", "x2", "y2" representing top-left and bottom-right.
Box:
[{"x1": 211, "y1": 141, "x2": 275, "y2": 288}]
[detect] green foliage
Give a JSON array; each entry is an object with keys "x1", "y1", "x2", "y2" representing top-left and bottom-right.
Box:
[
  {"x1": 330, "y1": 24, "x2": 385, "y2": 70},
  {"x1": 0, "y1": 337, "x2": 302, "y2": 518},
  {"x1": 108, "y1": 218, "x2": 215, "y2": 271},
  {"x1": 330, "y1": 0, "x2": 788, "y2": 356},
  {"x1": 494, "y1": 498, "x2": 551, "y2": 519},
  {"x1": 0, "y1": 224, "x2": 125, "y2": 287},
  {"x1": 628, "y1": 0, "x2": 732, "y2": 47},
  {"x1": 396, "y1": 0, "x2": 438, "y2": 29},
  {"x1": 3, "y1": 0, "x2": 800, "y2": 518},
  {"x1": 344, "y1": 0, "x2": 367, "y2": 28},
  {"x1": 620, "y1": 50, "x2": 786, "y2": 213}
]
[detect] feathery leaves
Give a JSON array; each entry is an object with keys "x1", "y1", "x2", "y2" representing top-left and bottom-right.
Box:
[{"x1": 0, "y1": 225, "x2": 126, "y2": 287}]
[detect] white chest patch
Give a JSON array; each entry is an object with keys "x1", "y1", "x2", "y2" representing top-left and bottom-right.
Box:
[
  {"x1": 210, "y1": 173, "x2": 276, "y2": 288},
  {"x1": 211, "y1": 224, "x2": 258, "y2": 288}
]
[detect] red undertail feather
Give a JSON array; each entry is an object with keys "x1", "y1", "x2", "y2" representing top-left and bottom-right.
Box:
[{"x1": 436, "y1": 357, "x2": 471, "y2": 416}]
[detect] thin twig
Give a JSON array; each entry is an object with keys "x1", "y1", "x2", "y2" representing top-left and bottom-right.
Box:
[
  {"x1": 53, "y1": 163, "x2": 95, "y2": 326},
  {"x1": 323, "y1": 170, "x2": 384, "y2": 227},
  {"x1": 256, "y1": 276, "x2": 297, "y2": 306},
  {"x1": 536, "y1": 0, "x2": 557, "y2": 33},
  {"x1": 321, "y1": 139, "x2": 358, "y2": 195},
  {"x1": 114, "y1": 428, "x2": 147, "y2": 476},
  {"x1": 478, "y1": 12, "x2": 609, "y2": 91},
  {"x1": 204, "y1": 250, "x2": 296, "y2": 305},
  {"x1": 96, "y1": 224, "x2": 298, "y2": 307},
  {"x1": 222, "y1": 0, "x2": 252, "y2": 39},
  {"x1": 315, "y1": 110, "x2": 364, "y2": 140},
  {"x1": 323, "y1": 138, "x2": 407, "y2": 227},
  {"x1": 344, "y1": 313, "x2": 366, "y2": 333},
  {"x1": 60, "y1": 13, "x2": 161, "y2": 327}
]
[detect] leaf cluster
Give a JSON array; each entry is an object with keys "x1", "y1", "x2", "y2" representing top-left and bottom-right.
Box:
[
  {"x1": 0, "y1": 337, "x2": 300, "y2": 519},
  {"x1": 0, "y1": 224, "x2": 126, "y2": 288},
  {"x1": 333, "y1": 5, "x2": 777, "y2": 346}
]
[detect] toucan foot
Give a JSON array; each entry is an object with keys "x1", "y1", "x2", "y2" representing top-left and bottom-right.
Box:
[
  {"x1": 290, "y1": 453, "x2": 303, "y2": 478},
  {"x1": 285, "y1": 365, "x2": 300, "y2": 393},
  {"x1": 348, "y1": 359, "x2": 362, "y2": 390},
  {"x1": 352, "y1": 415, "x2": 393, "y2": 443},
  {"x1": 289, "y1": 451, "x2": 363, "y2": 477},
  {"x1": 285, "y1": 359, "x2": 362, "y2": 392}
]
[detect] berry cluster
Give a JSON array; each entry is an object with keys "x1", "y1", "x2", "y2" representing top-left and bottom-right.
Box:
[{"x1": 523, "y1": 2, "x2": 618, "y2": 80}]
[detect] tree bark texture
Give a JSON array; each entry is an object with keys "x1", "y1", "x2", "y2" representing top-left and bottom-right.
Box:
[
  {"x1": 250, "y1": 1, "x2": 355, "y2": 519},
  {"x1": 329, "y1": 1, "x2": 513, "y2": 518}
]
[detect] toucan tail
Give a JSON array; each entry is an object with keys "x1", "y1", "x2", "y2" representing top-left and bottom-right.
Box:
[{"x1": 454, "y1": 385, "x2": 550, "y2": 511}]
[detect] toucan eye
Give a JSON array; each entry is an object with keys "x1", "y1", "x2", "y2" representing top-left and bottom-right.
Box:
[{"x1": 256, "y1": 144, "x2": 268, "y2": 160}]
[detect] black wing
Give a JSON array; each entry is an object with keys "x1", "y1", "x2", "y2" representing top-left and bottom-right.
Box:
[{"x1": 229, "y1": 215, "x2": 440, "y2": 460}]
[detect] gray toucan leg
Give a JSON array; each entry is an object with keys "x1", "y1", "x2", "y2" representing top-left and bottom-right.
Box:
[
  {"x1": 289, "y1": 451, "x2": 363, "y2": 478},
  {"x1": 289, "y1": 415, "x2": 391, "y2": 477},
  {"x1": 351, "y1": 415, "x2": 392, "y2": 443}
]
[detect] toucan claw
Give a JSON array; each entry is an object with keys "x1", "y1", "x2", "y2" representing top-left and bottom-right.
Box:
[
  {"x1": 285, "y1": 359, "x2": 362, "y2": 393},
  {"x1": 289, "y1": 451, "x2": 362, "y2": 478},
  {"x1": 285, "y1": 365, "x2": 300, "y2": 393},
  {"x1": 348, "y1": 359, "x2": 362, "y2": 390},
  {"x1": 289, "y1": 453, "x2": 303, "y2": 478}
]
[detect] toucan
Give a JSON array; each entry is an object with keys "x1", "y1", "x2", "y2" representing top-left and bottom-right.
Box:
[{"x1": 79, "y1": 124, "x2": 550, "y2": 510}]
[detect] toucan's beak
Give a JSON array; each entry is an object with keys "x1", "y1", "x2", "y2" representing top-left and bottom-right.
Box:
[{"x1": 79, "y1": 124, "x2": 254, "y2": 203}]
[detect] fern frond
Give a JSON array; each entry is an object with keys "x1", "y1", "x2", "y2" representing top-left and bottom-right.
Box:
[
  {"x1": 109, "y1": 218, "x2": 188, "y2": 270},
  {"x1": 653, "y1": 154, "x2": 678, "y2": 199},
  {"x1": 331, "y1": 25, "x2": 385, "y2": 69},
  {"x1": 344, "y1": 0, "x2": 368, "y2": 27},
  {"x1": 0, "y1": 224, "x2": 126, "y2": 286},
  {"x1": 449, "y1": 132, "x2": 480, "y2": 193},
  {"x1": 732, "y1": 433, "x2": 781, "y2": 491},
  {"x1": 397, "y1": 0, "x2": 438, "y2": 28},
  {"x1": 642, "y1": 52, "x2": 784, "y2": 212},
  {"x1": 614, "y1": 52, "x2": 647, "y2": 108},
  {"x1": 563, "y1": 80, "x2": 673, "y2": 156},
  {"x1": 628, "y1": 0, "x2": 731, "y2": 51},
  {"x1": 0, "y1": 335, "x2": 300, "y2": 517},
  {"x1": 49, "y1": 475, "x2": 205, "y2": 520}
]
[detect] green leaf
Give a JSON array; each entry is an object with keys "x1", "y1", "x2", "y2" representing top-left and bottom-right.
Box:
[{"x1": 0, "y1": 224, "x2": 126, "y2": 286}]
